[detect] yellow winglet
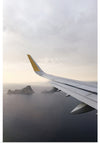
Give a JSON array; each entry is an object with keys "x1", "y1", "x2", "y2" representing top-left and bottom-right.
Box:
[{"x1": 27, "y1": 55, "x2": 40, "y2": 72}]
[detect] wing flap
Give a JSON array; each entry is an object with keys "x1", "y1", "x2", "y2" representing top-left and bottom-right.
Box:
[{"x1": 51, "y1": 81, "x2": 97, "y2": 109}]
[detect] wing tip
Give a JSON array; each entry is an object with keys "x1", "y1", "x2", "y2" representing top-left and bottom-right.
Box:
[{"x1": 27, "y1": 54, "x2": 41, "y2": 72}]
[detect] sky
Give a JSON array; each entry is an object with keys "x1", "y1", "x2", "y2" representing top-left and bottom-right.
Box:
[{"x1": 3, "y1": 0, "x2": 97, "y2": 84}]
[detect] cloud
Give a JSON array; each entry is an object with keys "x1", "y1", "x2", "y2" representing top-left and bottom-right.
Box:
[{"x1": 3, "y1": 0, "x2": 97, "y2": 82}]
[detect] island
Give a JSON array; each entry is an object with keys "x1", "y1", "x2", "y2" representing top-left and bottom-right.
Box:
[
  {"x1": 7, "y1": 85, "x2": 34, "y2": 95},
  {"x1": 42, "y1": 87, "x2": 60, "y2": 93}
]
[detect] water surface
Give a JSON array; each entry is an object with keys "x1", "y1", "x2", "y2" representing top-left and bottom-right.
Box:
[{"x1": 3, "y1": 83, "x2": 97, "y2": 142}]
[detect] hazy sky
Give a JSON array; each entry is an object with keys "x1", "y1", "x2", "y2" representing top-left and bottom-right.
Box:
[{"x1": 3, "y1": 0, "x2": 97, "y2": 83}]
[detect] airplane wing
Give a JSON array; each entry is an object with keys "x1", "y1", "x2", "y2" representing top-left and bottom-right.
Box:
[{"x1": 27, "y1": 54, "x2": 97, "y2": 114}]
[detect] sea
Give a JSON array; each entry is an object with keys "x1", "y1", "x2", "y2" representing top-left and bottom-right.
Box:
[{"x1": 3, "y1": 83, "x2": 97, "y2": 142}]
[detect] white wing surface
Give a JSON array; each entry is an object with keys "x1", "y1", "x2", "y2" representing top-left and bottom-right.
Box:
[{"x1": 27, "y1": 55, "x2": 97, "y2": 113}]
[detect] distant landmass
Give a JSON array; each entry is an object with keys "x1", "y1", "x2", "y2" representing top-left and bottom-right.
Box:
[
  {"x1": 7, "y1": 85, "x2": 34, "y2": 95},
  {"x1": 42, "y1": 87, "x2": 61, "y2": 93}
]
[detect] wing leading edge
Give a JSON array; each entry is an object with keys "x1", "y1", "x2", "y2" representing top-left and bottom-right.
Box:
[{"x1": 27, "y1": 55, "x2": 97, "y2": 112}]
